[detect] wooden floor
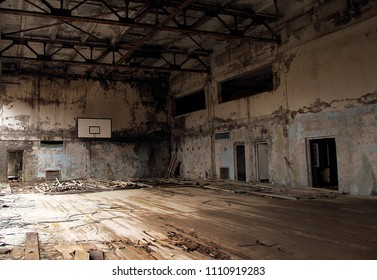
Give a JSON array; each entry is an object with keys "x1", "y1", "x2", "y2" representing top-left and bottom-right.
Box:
[{"x1": 1, "y1": 183, "x2": 377, "y2": 260}]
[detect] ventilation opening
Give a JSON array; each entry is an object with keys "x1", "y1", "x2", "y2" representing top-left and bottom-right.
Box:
[
  {"x1": 220, "y1": 167, "x2": 230, "y2": 180},
  {"x1": 175, "y1": 90, "x2": 206, "y2": 116},
  {"x1": 40, "y1": 141, "x2": 64, "y2": 148},
  {"x1": 215, "y1": 132, "x2": 230, "y2": 141},
  {"x1": 45, "y1": 170, "x2": 61, "y2": 181},
  {"x1": 219, "y1": 64, "x2": 273, "y2": 103}
]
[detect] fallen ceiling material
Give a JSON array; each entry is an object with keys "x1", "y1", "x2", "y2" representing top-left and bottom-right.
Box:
[{"x1": 0, "y1": 0, "x2": 281, "y2": 80}]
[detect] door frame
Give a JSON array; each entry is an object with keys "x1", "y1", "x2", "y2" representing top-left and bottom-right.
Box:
[
  {"x1": 234, "y1": 143, "x2": 246, "y2": 181},
  {"x1": 256, "y1": 142, "x2": 269, "y2": 182},
  {"x1": 306, "y1": 136, "x2": 338, "y2": 188},
  {"x1": 7, "y1": 150, "x2": 24, "y2": 181}
]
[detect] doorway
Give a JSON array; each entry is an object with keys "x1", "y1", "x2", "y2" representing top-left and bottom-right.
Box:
[
  {"x1": 7, "y1": 150, "x2": 23, "y2": 181},
  {"x1": 257, "y1": 143, "x2": 269, "y2": 182},
  {"x1": 235, "y1": 145, "x2": 246, "y2": 181},
  {"x1": 309, "y1": 138, "x2": 338, "y2": 189}
]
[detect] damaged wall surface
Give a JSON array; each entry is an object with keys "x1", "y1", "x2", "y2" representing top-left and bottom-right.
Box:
[
  {"x1": 170, "y1": 0, "x2": 377, "y2": 195},
  {"x1": 0, "y1": 78, "x2": 170, "y2": 181}
]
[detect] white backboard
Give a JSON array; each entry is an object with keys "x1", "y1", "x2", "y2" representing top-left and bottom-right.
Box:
[{"x1": 77, "y1": 118, "x2": 112, "y2": 138}]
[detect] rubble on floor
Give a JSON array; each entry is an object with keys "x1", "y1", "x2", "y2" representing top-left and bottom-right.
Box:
[
  {"x1": 200, "y1": 182, "x2": 342, "y2": 200},
  {"x1": 6, "y1": 177, "x2": 342, "y2": 200},
  {"x1": 10, "y1": 178, "x2": 155, "y2": 195},
  {"x1": 0, "y1": 228, "x2": 232, "y2": 260}
]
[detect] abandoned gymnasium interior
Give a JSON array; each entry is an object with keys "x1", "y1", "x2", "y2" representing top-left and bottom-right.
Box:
[{"x1": 0, "y1": 0, "x2": 377, "y2": 261}]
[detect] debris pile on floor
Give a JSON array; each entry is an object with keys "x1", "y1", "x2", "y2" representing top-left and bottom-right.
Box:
[
  {"x1": 34, "y1": 178, "x2": 154, "y2": 194},
  {"x1": 6, "y1": 177, "x2": 342, "y2": 200},
  {"x1": 165, "y1": 230, "x2": 229, "y2": 259},
  {"x1": 201, "y1": 182, "x2": 341, "y2": 200}
]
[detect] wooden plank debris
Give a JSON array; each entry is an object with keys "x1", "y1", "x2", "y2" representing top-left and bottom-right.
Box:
[
  {"x1": 165, "y1": 153, "x2": 177, "y2": 178},
  {"x1": 249, "y1": 191, "x2": 298, "y2": 200},
  {"x1": 74, "y1": 249, "x2": 90, "y2": 260},
  {"x1": 200, "y1": 180, "x2": 340, "y2": 200},
  {"x1": 55, "y1": 242, "x2": 87, "y2": 260},
  {"x1": 34, "y1": 178, "x2": 155, "y2": 195},
  {"x1": 112, "y1": 240, "x2": 156, "y2": 260},
  {"x1": 21, "y1": 176, "x2": 341, "y2": 200},
  {"x1": 25, "y1": 232, "x2": 40, "y2": 260}
]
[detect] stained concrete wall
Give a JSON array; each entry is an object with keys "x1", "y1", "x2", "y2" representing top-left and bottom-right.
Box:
[
  {"x1": 170, "y1": 0, "x2": 377, "y2": 195},
  {"x1": 0, "y1": 77, "x2": 170, "y2": 181}
]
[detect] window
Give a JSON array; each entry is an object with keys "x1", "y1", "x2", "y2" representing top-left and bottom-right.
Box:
[
  {"x1": 40, "y1": 141, "x2": 64, "y2": 148},
  {"x1": 219, "y1": 64, "x2": 273, "y2": 103},
  {"x1": 215, "y1": 132, "x2": 230, "y2": 141},
  {"x1": 175, "y1": 90, "x2": 206, "y2": 116}
]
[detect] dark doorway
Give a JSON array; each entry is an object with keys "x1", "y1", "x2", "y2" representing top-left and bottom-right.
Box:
[
  {"x1": 7, "y1": 150, "x2": 23, "y2": 181},
  {"x1": 236, "y1": 145, "x2": 246, "y2": 181},
  {"x1": 309, "y1": 138, "x2": 338, "y2": 189}
]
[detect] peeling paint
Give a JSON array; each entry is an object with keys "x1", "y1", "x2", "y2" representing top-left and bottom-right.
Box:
[
  {"x1": 170, "y1": 8, "x2": 377, "y2": 195},
  {"x1": 0, "y1": 75, "x2": 170, "y2": 182}
]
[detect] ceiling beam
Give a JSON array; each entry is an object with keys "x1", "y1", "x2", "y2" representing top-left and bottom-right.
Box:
[
  {"x1": 1, "y1": 35, "x2": 211, "y2": 57},
  {"x1": 0, "y1": 7, "x2": 280, "y2": 43},
  {"x1": 123, "y1": 0, "x2": 279, "y2": 20},
  {"x1": 0, "y1": 55, "x2": 209, "y2": 73},
  {"x1": 116, "y1": 0, "x2": 198, "y2": 65}
]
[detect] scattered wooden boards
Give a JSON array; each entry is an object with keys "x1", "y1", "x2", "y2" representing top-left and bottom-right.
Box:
[
  {"x1": 25, "y1": 232, "x2": 40, "y2": 260},
  {"x1": 54, "y1": 242, "x2": 106, "y2": 260},
  {"x1": 55, "y1": 242, "x2": 88, "y2": 260},
  {"x1": 74, "y1": 249, "x2": 89, "y2": 260}
]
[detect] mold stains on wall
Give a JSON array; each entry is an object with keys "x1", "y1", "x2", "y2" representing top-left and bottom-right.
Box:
[
  {"x1": 0, "y1": 75, "x2": 170, "y2": 182},
  {"x1": 0, "y1": 141, "x2": 36, "y2": 182},
  {"x1": 350, "y1": 154, "x2": 377, "y2": 195},
  {"x1": 89, "y1": 140, "x2": 169, "y2": 180},
  {"x1": 169, "y1": 2, "x2": 377, "y2": 195},
  {"x1": 332, "y1": 0, "x2": 369, "y2": 26},
  {"x1": 288, "y1": 92, "x2": 377, "y2": 116}
]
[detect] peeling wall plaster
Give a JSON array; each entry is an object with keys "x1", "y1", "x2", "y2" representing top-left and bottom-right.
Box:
[
  {"x1": 0, "y1": 78, "x2": 170, "y2": 181},
  {"x1": 170, "y1": 1, "x2": 377, "y2": 195}
]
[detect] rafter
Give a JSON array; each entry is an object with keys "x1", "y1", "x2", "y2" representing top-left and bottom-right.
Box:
[
  {"x1": 116, "y1": 0, "x2": 198, "y2": 65},
  {"x1": 1, "y1": 34, "x2": 211, "y2": 57},
  {"x1": 0, "y1": 0, "x2": 281, "y2": 80},
  {"x1": 0, "y1": 6, "x2": 280, "y2": 43},
  {"x1": 0, "y1": 55, "x2": 209, "y2": 73}
]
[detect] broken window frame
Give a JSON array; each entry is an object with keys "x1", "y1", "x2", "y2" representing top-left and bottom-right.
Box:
[
  {"x1": 174, "y1": 89, "x2": 206, "y2": 116},
  {"x1": 40, "y1": 140, "x2": 65, "y2": 149},
  {"x1": 218, "y1": 64, "x2": 274, "y2": 103},
  {"x1": 214, "y1": 132, "x2": 231, "y2": 141}
]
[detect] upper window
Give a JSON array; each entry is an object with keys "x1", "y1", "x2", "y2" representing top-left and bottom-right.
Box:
[
  {"x1": 40, "y1": 141, "x2": 64, "y2": 149},
  {"x1": 175, "y1": 90, "x2": 206, "y2": 116},
  {"x1": 219, "y1": 64, "x2": 273, "y2": 103},
  {"x1": 214, "y1": 132, "x2": 231, "y2": 141}
]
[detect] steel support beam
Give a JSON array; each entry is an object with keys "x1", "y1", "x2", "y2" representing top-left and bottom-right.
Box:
[
  {"x1": 0, "y1": 55, "x2": 209, "y2": 73},
  {"x1": 116, "y1": 0, "x2": 198, "y2": 65},
  {"x1": 0, "y1": 7, "x2": 280, "y2": 43},
  {"x1": 1, "y1": 35, "x2": 210, "y2": 57}
]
